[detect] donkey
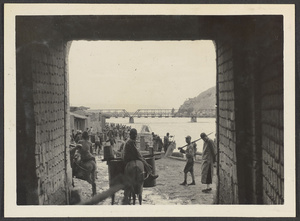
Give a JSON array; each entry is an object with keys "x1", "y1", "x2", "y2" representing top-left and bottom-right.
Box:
[
  {"x1": 70, "y1": 145, "x2": 97, "y2": 196},
  {"x1": 123, "y1": 160, "x2": 144, "y2": 205}
]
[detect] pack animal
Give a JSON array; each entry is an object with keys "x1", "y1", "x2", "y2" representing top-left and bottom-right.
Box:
[
  {"x1": 70, "y1": 145, "x2": 97, "y2": 196},
  {"x1": 123, "y1": 160, "x2": 144, "y2": 205}
]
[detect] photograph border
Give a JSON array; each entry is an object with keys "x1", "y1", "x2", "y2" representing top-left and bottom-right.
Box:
[{"x1": 3, "y1": 2, "x2": 298, "y2": 219}]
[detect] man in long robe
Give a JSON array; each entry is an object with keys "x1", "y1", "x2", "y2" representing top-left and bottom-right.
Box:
[{"x1": 200, "y1": 132, "x2": 216, "y2": 193}]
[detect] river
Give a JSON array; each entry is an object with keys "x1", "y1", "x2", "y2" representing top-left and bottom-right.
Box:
[{"x1": 106, "y1": 117, "x2": 216, "y2": 152}]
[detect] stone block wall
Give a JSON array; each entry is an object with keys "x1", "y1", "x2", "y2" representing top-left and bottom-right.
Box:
[
  {"x1": 261, "y1": 79, "x2": 284, "y2": 204},
  {"x1": 215, "y1": 16, "x2": 283, "y2": 204},
  {"x1": 17, "y1": 41, "x2": 72, "y2": 205},
  {"x1": 233, "y1": 17, "x2": 284, "y2": 204},
  {"x1": 15, "y1": 15, "x2": 284, "y2": 206},
  {"x1": 216, "y1": 38, "x2": 239, "y2": 204},
  {"x1": 32, "y1": 42, "x2": 66, "y2": 205},
  {"x1": 258, "y1": 19, "x2": 284, "y2": 204}
]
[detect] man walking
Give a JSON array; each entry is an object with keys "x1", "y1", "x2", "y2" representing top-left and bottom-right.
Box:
[
  {"x1": 179, "y1": 135, "x2": 196, "y2": 186},
  {"x1": 94, "y1": 132, "x2": 102, "y2": 155},
  {"x1": 123, "y1": 128, "x2": 158, "y2": 180},
  {"x1": 200, "y1": 132, "x2": 216, "y2": 193}
]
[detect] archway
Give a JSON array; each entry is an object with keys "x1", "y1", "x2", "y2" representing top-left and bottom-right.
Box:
[{"x1": 16, "y1": 15, "x2": 283, "y2": 205}]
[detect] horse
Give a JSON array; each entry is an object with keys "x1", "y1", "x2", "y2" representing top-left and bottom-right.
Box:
[
  {"x1": 70, "y1": 145, "x2": 97, "y2": 196},
  {"x1": 123, "y1": 160, "x2": 144, "y2": 205}
]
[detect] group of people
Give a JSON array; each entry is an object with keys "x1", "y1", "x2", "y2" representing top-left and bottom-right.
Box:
[
  {"x1": 179, "y1": 133, "x2": 216, "y2": 193},
  {"x1": 119, "y1": 128, "x2": 216, "y2": 193},
  {"x1": 72, "y1": 126, "x2": 159, "y2": 181},
  {"x1": 71, "y1": 124, "x2": 216, "y2": 194},
  {"x1": 104, "y1": 123, "x2": 132, "y2": 143},
  {"x1": 151, "y1": 132, "x2": 174, "y2": 153},
  {"x1": 71, "y1": 128, "x2": 103, "y2": 156},
  {"x1": 121, "y1": 129, "x2": 216, "y2": 193},
  {"x1": 70, "y1": 123, "x2": 132, "y2": 156}
]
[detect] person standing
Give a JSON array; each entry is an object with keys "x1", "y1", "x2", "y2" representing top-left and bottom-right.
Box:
[
  {"x1": 200, "y1": 132, "x2": 216, "y2": 193},
  {"x1": 123, "y1": 128, "x2": 158, "y2": 180},
  {"x1": 158, "y1": 136, "x2": 163, "y2": 152},
  {"x1": 77, "y1": 131, "x2": 95, "y2": 162},
  {"x1": 179, "y1": 135, "x2": 196, "y2": 186},
  {"x1": 94, "y1": 132, "x2": 102, "y2": 155},
  {"x1": 74, "y1": 130, "x2": 82, "y2": 143},
  {"x1": 152, "y1": 132, "x2": 158, "y2": 151},
  {"x1": 71, "y1": 129, "x2": 76, "y2": 142},
  {"x1": 163, "y1": 133, "x2": 170, "y2": 153},
  {"x1": 107, "y1": 127, "x2": 116, "y2": 147},
  {"x1": 118, "y1": 133, "x2": 128, "y2": 159}
]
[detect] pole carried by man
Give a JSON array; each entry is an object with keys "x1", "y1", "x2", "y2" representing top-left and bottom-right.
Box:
[
  {"x1": 179, "y1": 135, "x2": 196, "y2": 186},
  {"x1": 177, "y1": 132, "x2": 214, "y2": 151}
]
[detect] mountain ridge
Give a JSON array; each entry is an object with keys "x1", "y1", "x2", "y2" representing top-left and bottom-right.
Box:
[{"x1": 178, "y1": 86, "x2": 216, "y2": 115}]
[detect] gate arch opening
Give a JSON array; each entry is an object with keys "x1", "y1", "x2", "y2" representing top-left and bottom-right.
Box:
[{"x1": 16, "y1": 15, "x2": 284, "y2": 205}]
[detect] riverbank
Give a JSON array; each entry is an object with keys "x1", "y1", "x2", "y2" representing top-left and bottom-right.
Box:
[{"x1": 73, "y1": 154, "x2": 216, "y2": 205}]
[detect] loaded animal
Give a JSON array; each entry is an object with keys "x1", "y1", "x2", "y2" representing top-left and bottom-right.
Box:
[
  {"x1": 70, "y1": 144, "x2": 97, "y2": 196},
  {"x1": 123, "y1": 160, "x2": 145, "y2": 205}
]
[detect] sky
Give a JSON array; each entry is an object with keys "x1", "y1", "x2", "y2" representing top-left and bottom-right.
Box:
[{"x1": 69, "y1": 40, "x2": 216, "y2": 112}]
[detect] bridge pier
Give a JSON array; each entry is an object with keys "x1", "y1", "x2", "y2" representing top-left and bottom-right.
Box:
[
  {"x1": 191, "y1": 116, "x2": 197, "y2": 122},
  {"x1": 129, "y1": 116, "x2": 134, "y2": 123}
]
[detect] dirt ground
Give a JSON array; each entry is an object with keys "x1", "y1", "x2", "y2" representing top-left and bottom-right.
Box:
[{"x1": 73, "y1": 153, "x2": 216, "y2": 205}]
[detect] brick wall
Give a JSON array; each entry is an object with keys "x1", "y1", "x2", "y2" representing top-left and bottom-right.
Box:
[
  {"x1": 16, "y1": 15, "x2": 284, "y2": 205},
  {"x1": 234, "y1": 17, "x2": 284, "y2": 204},
  {"x1": 32, "y1": 42, "x2": 69, "y2": 205},
  {"x1": 258, "y1": 19, "x2": 284, "y2": 204},
  {"x1": 17, "y1": 41, "x2": 72, "y2": 205},
  {"x1": 233, "y1": 20, "x2": 263, "y2": 204},
  {"x1": 216, "y1": 38, "x2": 239, "y2": 204},
  {"x1": 215, "y1": 16, "x2": 283, "y2": 204}
]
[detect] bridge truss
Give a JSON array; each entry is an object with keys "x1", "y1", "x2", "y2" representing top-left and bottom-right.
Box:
[
  {"x1": 132, "y1": 109, "x2": 178, "y2": 118},
  {"x1": 89, "y1": 108, "x2": 216, "y2": 118},
  {"x1": 132, "y1": 109, "x2": 216, "y2": 118},
  {"x1": 94, "y1": 109, "x2": 131, "y2": 118}
]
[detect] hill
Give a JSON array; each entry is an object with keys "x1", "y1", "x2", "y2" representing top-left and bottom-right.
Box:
[{"x1": 177, "y1": 86, "x2": 216, "y2": 115}]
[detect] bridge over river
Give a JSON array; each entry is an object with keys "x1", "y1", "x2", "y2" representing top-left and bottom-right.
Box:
[{"x1": 88, "y1": 108, "x2": 216, "y2": 123}]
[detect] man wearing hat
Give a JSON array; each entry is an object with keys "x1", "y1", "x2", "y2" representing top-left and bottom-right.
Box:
[
  {"x1": 200, "y1": 132, "x2": 216, "y2": 193},
  {"x1": 179, "y1": 135, "x2": 196, "y2": 186}
]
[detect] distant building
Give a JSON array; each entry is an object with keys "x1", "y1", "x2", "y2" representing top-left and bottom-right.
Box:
[{"x1": 70, "y1": 112, "x2": 88, "y2": 132}]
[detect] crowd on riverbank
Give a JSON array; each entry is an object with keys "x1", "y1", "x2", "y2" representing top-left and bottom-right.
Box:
[
  {"x1": 70, "y1": 123, "x2": 131, "y2": 150},
  {"x1": 70, "y1": 123, "x2": 175, "y2": 156},
  {"x1": 70, "y1": 122, "x2": 217, "y2": 205}
]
